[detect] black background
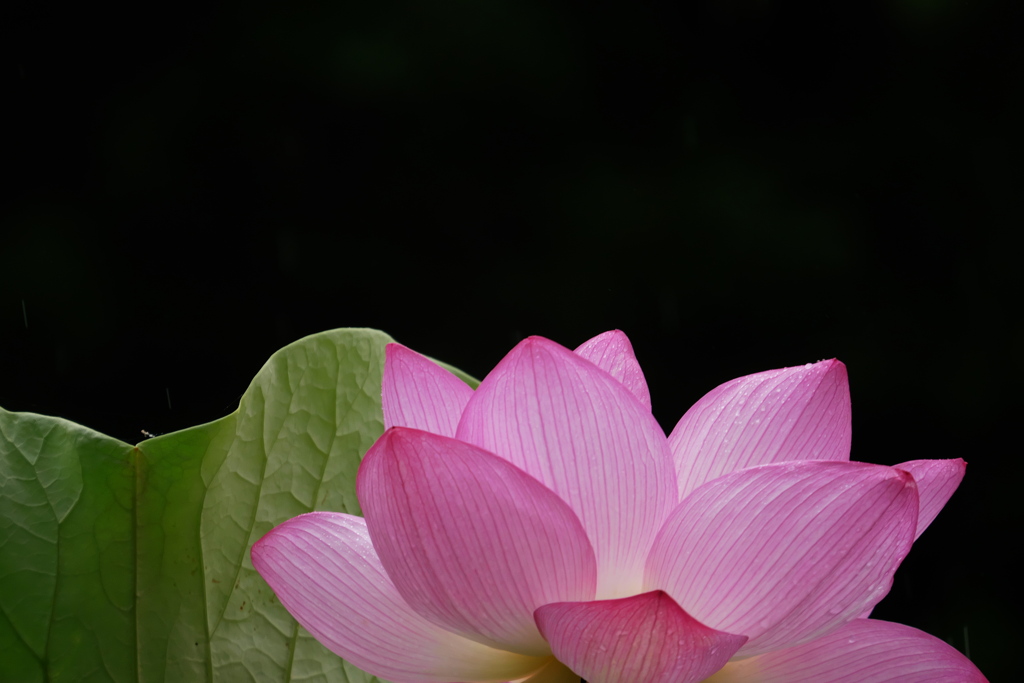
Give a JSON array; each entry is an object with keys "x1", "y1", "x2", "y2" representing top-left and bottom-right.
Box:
[{"x1": 2, "y1": 0, "x2": 1019, "y2": 678}]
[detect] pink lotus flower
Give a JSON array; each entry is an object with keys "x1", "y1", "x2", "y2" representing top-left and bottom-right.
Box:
[{"x1": 252, "y1": 331, "x2": 986, "y2": 683}]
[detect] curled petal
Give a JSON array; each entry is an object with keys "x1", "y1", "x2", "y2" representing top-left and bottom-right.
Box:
[
  {"x1": 251, "y1": 513, "x2": 547, "y2": 683},
  {"x1": 457, "y1": 336, "x2": 677, "y2": 598},
  {"x1": 535, "y1": 591, "x2": 746, "y2": 683},
  {"x1": 895, "y1": 459, "x2": 966, "y2": 540},
  {"x1": 358, "y1": 427, "x2": 597, "y2": 656},
  {"x1": 669, "y1": 360, "x2": 851, "y2": 498},
  {"x1": 705, "y1": 619, "x2": 988, "y2": 682},
  {"x1": 645, "y1": 461, "x2": 918, "y2": 657},
  {"x1": 573, "y1": 330, "x2": 652, "y2": 409},
  {"x1": 382, "y1": 343, "x2": 475, "y2": 436}
]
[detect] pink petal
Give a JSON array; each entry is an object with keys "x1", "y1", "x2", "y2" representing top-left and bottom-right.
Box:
[
  {"x1": 456, "y1": 336, "x2": 677, "y2": 598},
  {"x1": 669, "y1": 360, "x2": 851, "y2": 498},
  {"x1": 573, "y1": 330, "x2": 652, "y2": 409},
  {"x1": 251, "y1": 512, "x2": 547, "y2": 683},
  {"x1": 382, "y1": 343, "x2": 475, "y2": 437},
  {"x1": 357, "y1": 427, "x2": 598, "y2": 657},
  {"x1": 645, "y1": 461, "x2": 918, "y2": 657},
  {"x1": 535, "y1": 590, "x2": 747, "y2": 683},
  {"x1": 895, "y1": 459, "x2": 966, "y2": 540},
  {"x1": 705, "y1": 619, "x2": 987, "y2": 682}
]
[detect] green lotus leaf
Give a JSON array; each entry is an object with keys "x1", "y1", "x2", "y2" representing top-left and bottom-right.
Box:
[{"x1": 0, "y1": 328, "x2": 477, "y2": 682}]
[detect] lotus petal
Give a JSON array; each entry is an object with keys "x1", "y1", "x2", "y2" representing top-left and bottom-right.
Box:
[
  {"x1": 645, "y1": 461, "x2": 918, "y2": 656},
  {"x1": 358, "y1": 427, "x2": 597, "y2": 656},
  {"x1": 535, "y1": 590, "x2": 746, "y2": 683},
  {"x1": 895, "y1": 459, "x2": 966, "y2": 540},
  {"x1": 669, "y1": 360, "x2": 851, "y2": 498},
  {"x1": 383, "y1": 343, "x2": 475, "y2": 436},
  {"x1": 573, "y1": 330, "x2": 652, "y2": 409},
  {"x1": 250, "y1": 512, "x2": 547, "y2": 683},
  {"x1": 704, "y1": 618, "x2": 987, "y2": 682},
  {"x1": 457, "y1": 336, "x2": 677, "y2": 598}
]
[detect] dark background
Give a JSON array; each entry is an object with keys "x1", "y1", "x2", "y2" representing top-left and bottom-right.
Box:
[{"x1": 2, "y1": 1, "x2": 1019, "y2": 678}]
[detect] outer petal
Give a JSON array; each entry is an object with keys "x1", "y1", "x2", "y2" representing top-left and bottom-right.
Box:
[
  {"x1": 573, "y1": 330, "x2": 652, "y2": 409},
  {"x1": 358, "y1": 427, "x2": 598, "y2": 656},
  {"x1": 251, "y1": 512, "x2": 547, "y2": 683},
  {"x1": 535, "y1": 591, "x2": 746, "y2": 683},
  {"x1": 895, "y1": 458, "x2": 966, "y2": 540},
  {"x1": 705, "y1": 619, "x2": 988, "y2": 682},
  {"x1": 382, "y1": 343, "x2": 475, "y2": 436},
  {"x1": 457, "y1": 336, "x2": 677, "y2": 598},
  {"x1": 669, "y1": 360, "x2": 850, "y2": 498},
  {"x1": 853, "y1": 458, "x2": 962, "y2": 619},
  {"x1": 645, "y1": 461, "x2": 918, "y2": 657}
]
